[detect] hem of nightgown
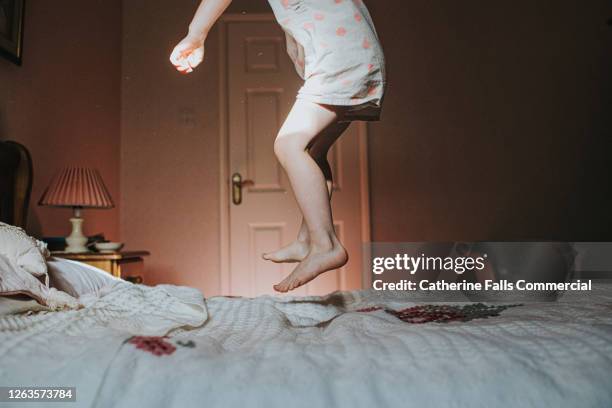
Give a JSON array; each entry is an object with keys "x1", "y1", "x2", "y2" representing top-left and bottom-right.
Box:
[
  {"x1": 296, "y1": 93, "x2": 382, "y2": 107},
  {"x1": 343, "y1": 114, "x2": 382, "y2": 122},
  {"x1": 296, "y1": 94, "x2": 384, "y2": 122},
  {"x1": 337, "y1": 109, "x2": 382, "y2": 122}
]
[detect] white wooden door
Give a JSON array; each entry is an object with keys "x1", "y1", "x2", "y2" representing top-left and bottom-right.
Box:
[{"x1": 221, "y1": 15, "x2": 370, "y2": 297}]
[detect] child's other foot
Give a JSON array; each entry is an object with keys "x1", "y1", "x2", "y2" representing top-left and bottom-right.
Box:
[
  {"x1": 273, "y1": 239, "x2": 348, "y2": 292},
  {"x1": 262, "y1": 240, "x2": 309, "y2": 263}
]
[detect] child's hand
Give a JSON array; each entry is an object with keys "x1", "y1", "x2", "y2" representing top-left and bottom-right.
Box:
[{"x1": 169, "y1": 35, "x2": 205, "y2": 74}]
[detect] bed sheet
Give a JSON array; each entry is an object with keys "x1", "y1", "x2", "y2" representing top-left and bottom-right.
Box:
[{"x1": 1, "y1": 281, "x2": 611, "y2": 408}]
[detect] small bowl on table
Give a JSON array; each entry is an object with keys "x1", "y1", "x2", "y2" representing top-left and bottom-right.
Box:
[{"x1": 94, "y1": 242, "x2": 124, "y2": 253}]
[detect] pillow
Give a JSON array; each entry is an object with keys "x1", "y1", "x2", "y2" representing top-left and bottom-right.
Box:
[
  {"x1": 0, "y1": 222, "x2": 49, "y2": 283},
  {"x1": 47, "y1": 258, "x2": 120, "y2": 298},
  {"x1": 0, "y1": 252, "x2": 79, "y2": 311},
  {"x1": 0, "y1": 294, "x2": 50, "y2": 316}
]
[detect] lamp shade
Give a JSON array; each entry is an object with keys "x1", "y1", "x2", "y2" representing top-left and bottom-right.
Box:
[{"x1": 38, "y1": 167, "x2": 114, "y2": 209}]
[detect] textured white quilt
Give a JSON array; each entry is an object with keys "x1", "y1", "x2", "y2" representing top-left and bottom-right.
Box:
[{"x1": 1, "y1": 281, "x2": 611, "y2": 408}]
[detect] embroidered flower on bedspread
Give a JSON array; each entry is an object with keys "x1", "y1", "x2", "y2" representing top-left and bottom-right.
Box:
[
  {"x1": 355, "y1": 306, "x2": 383, "y2": 313},
  {"x1": 356, "y1": 303, "x2": 521, "y2": 324},
  {"x1": 128, "y1": 336, "x2": 176, "y2": 356},
  {"x1": 127, "y1": 336, "x2": 198, "y2": 356}
]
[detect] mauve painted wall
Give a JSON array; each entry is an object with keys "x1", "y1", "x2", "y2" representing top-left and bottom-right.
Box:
[
  {"x1": 0, "y1": 0, "x2": 122, "y2": 240},
  {"x1": 121, "y1": 0, "x2": 222, "y2": 292},
  {"x1": 121, "y1": 0, "x2": 612, "y2": 295},
  {"x1": 366, "y1": 0, "x2": 612, "y2": 242},
  {"x1": 120, "y1": 0, "x2": 281, "y2": 294}
]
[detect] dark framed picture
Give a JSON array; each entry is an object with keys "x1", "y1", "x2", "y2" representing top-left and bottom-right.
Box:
[{"x1": 0, "y1": 0, "x2": 25, "y2": 65}]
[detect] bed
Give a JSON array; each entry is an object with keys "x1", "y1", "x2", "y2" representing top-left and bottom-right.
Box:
[
  {"x1": 1, "y1": 142, "x2": 611, "y2": 408},
  {"x1": 1, "y1": 278, "x2": 612, "y2": 408}
]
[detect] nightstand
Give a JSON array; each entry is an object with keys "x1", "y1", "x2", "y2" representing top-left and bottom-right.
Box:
[{"x1": 51, "y1": 251, "x2": 150, "y2": 282}]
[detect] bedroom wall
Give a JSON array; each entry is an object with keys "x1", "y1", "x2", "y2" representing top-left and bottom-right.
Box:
[
  {"x1": 121, "y1": 0, "x2": 221, "y2": 291},
  {"x1": 0, "y1": 0, "x2": 122, "y2": 241},
  {"x1": 120, "y1": 0, "x2": 272, "y2": 293},
  {"x1": 366, "y1": 0, "x2": 612, "y2": 243},
  {"x1": 121, "y1": 0, "x2": 612, "y2": 295}
]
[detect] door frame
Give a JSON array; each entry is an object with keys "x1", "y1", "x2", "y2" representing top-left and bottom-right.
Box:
[{"x1": 218, "y1": 13, "x2": 372, "y2": 295}]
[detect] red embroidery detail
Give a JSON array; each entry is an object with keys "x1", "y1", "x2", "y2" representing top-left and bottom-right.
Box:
[
  {"x1": 384, "y1": 304, "x2": 520, "y2": 324},
  {"x1": 387, "y1": 306, "x2": 465, "y2": 324},
  {"x1": 355, "y1": 307, "x2": 382, "y2": 313},
  {"x1": 303, "y1": 22, "x2": 315, "y2": 30},
  {"x1": 128, "y1": 336, "x2": 176, "y2": 356},
  {"x1": 314, "y1": 12, "x2": 325, "y2": 21},
  {"x1": 354, "y1": 13, "x2": 362, "y2": 22},
  {"x1": 362, "y1": 38, "x2": 371, "y2": 49},
  {"x1": 336, "y1": 27, "x2": 347, "y2": 36}
]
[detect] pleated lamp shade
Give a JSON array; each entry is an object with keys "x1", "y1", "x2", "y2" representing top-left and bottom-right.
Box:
[{"x1": 39, "y1": 167, "x2": 114, "y2": 209}]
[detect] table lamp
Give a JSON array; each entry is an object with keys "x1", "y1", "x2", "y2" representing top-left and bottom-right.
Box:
[{"x1": 38, "y1": 167, "x2": 114, "y2": 253}]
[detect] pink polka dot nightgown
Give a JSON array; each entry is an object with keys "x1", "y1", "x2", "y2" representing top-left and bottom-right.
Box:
[{"x1": 267, "y1": 0, "x2": 386, "y2": 121}]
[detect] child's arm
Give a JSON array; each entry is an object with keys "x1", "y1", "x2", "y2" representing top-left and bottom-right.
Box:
[{"x1": 169, "y1": 0, "x2": 233, "y2": 74}]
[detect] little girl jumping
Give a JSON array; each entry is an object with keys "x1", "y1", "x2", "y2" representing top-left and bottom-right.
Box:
[{"x1": 170, "y1": 0, "x2": 386, "y2": 292}]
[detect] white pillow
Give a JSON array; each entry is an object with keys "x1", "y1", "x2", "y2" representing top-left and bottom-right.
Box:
[
  {"x1": 47, "y1": 258, "x2": 120, "y2": 298},
  {"x1": 0, "y1": 295, "x2": 50, "y2": 316},
  {"x1": 0, "y1": 253, "x2": 79, "y2": 310},
  {"x1": 0, "y1": 222, "x2": 49, "y2": 282}
]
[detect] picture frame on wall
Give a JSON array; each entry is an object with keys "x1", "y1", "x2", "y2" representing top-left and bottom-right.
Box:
[{"x1": 0, "y1": 0, "x2": 25, "y2": 65}]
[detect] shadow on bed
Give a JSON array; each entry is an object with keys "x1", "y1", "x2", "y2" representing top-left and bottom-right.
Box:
[
  {"x1": 281, "y1": 291, "x2": 522, "y2": 329},
  {"x1": 285, "y1": 291, "x2": 350, "y2": 308}
]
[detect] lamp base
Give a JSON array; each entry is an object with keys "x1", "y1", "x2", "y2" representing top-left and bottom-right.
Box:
[{"x1": 65, "y1": 217, "x2": 88, "y2": 253}]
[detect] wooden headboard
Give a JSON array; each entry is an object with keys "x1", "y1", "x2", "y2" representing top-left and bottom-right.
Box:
[{"x1": 0, "y1": 141, "x2": 33, "y2": 228}]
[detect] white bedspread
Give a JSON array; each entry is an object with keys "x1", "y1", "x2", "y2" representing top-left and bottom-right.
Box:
[{"x1": 1, "y1": 282, "x2": 611, "y2": 408}]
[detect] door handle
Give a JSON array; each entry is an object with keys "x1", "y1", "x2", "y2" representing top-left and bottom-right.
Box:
[{"x1": 231, "y1": 172, "x2": 254, "y2": 205}]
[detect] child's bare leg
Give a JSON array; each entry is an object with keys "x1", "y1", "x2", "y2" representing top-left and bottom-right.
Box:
[
  {"x1": 262, "y1": 121, "x2": 349, "y2": 263},
  {"x1": 271, "y1": 100, "x2": 349, "y2": 292}
]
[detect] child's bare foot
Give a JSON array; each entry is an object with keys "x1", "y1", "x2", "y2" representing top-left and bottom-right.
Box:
[
  {"x1": 273, "y1": 236, "x2": 348, "y2": 292},
  {"x1": 262, "y1": 240, "x2": 309, "y2": 263}
]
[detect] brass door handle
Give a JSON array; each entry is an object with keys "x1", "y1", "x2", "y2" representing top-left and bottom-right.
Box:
[{"x1": 231, "y1": 173, "x2": 254, "y2": 205}]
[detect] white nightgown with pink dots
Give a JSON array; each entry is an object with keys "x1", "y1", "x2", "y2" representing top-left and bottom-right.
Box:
[{"x1": 267, "y1": 0, "x2": 386, "y2": 121}]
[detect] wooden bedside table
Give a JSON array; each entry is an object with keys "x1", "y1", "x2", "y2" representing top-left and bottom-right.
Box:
[{"x1": 51, "y1": 251, "x2": 150, "y2": 282}]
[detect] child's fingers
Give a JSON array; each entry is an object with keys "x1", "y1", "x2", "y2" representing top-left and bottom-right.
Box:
[
  {"x1": 170, "y1": 45, "x2": 192, "y2": 65},
  {"x1": 170, "y1": 51, "x2": 192, "y2": 73},
  {"x1": 177, "y1": 65, "x2": 192, "y2": 74},
  {"x1": 176, "y1": 60, "x2": 193, "y2": 74},
  {"x1": 187, "y1": 52, "x2": 202, "y2": 69},
  {"x1": 169, "y1": 47, "x2": 184, "y2": 66},
  {"x1": 174, "y1": 60, "x2": 188, "y2": 70},
  {"x1": 170, "y1": 41, "x2": 202, "y2": 73}
]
